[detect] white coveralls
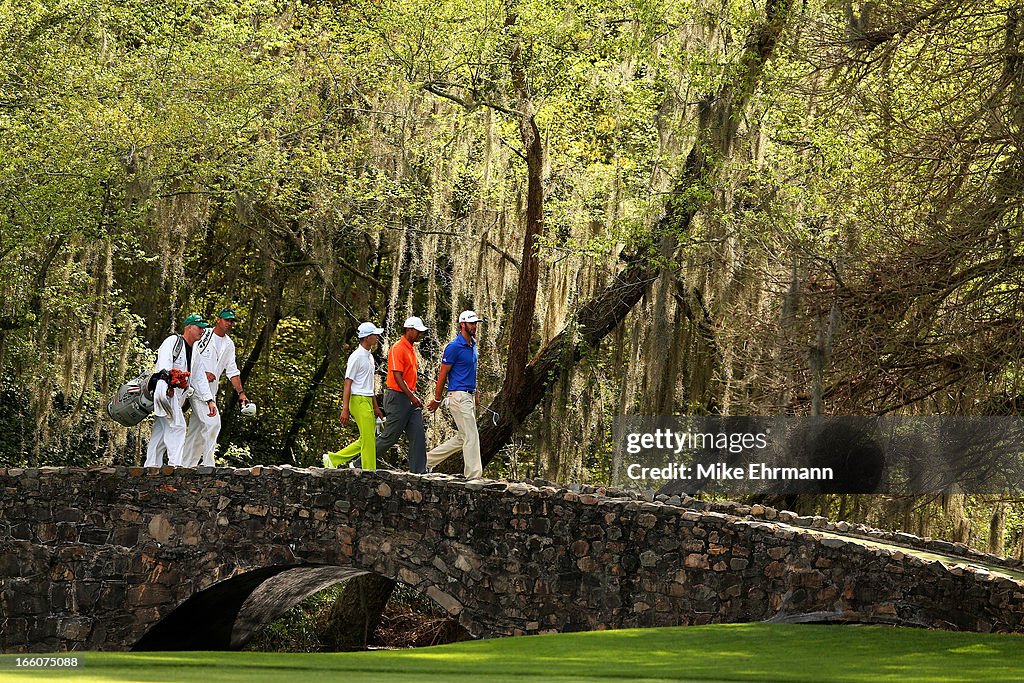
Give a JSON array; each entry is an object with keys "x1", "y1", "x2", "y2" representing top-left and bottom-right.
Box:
[
  {"x1": 183, "y1": 329, "x2": 240, "y2": 467},
  {"x1": 145, "y1": 335, "x2": 213, "y2": 467}
]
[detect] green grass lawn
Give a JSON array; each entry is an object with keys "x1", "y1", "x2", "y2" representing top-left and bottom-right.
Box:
[{"x1": 2, "y1": 623, "x2": 1022, "y2": 683}]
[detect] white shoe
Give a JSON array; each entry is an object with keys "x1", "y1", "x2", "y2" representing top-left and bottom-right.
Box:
[{"x1": 322, "y1": 453, "x2": 333, "y2": 469}]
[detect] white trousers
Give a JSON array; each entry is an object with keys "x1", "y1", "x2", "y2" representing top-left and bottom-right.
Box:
[
  {"x1": 426, "y1": 391, "x2": 483, "y2": 478},
  {"x1": 183, "y1": 393, "x2": 221, "y2": 467},
  {"x1": 146, "y1": 380, "x2": 187, "y2": 467},
  {"x1": 146, "y1": 415, "x2": 187, "y2": 467}
]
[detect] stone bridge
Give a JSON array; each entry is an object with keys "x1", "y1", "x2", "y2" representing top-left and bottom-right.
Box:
[{"x1": 2, "y1": 466, "x2": 1023, "y2": 653}]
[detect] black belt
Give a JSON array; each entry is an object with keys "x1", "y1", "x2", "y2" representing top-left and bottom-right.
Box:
[{"x1": 452, "y1": 389, "x2": 475, "y2": 394}]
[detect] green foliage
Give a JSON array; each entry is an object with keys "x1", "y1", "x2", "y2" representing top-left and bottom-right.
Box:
[{"x1": 245, "y1": 584, "x2": 346, "y2": 653}]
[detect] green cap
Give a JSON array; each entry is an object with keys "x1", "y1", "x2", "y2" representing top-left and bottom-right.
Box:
[
  {"x1": 182, "y1": 313, "x2": 210, "y2": 329},
  {"x1": 217, "y1": 308, "x2": 237, "y2": 320}
]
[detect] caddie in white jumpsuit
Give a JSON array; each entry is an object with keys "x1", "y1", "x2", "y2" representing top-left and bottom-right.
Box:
[
  {"x1": 145, "y1": 314, "x2": 217, "y2": 468},
  {"x1": 183, "y1": 308, "x2": 250, "y2": 467}
]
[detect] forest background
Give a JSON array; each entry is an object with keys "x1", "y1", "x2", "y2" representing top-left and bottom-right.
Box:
[{"x1": 2, "y1": 0, "x2": 1024, "y2": 557}]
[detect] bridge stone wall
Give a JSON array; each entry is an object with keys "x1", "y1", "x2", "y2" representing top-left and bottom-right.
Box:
[{"x1": 1, "y1": 466, "x2": 1023, "y2": 653}]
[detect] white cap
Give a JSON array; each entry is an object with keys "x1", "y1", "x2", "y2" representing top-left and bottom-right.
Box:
[
  {"x1": 357, "y1": 321, "x2": 384, "y2": 338},
  {"x1": 458, "y1": 310, "x2": 484, "y2": 323},
  {"x1": 403, "y1": 316, "x2": 428, "y2": 331}
]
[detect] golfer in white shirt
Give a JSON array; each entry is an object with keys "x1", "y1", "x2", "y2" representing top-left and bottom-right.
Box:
[{"x1": 323, "y1": 322, "x2": 385, "y2": 470}]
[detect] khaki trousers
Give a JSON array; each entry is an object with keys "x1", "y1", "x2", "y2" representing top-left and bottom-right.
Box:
[{"x1": 426, "y1": 391, "x2": 482, "y2": 478}]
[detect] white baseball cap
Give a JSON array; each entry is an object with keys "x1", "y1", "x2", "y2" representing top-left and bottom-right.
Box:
[
  {"x1": 357, "y1": 321, "x2": 384, "y2": 338},
  {"x1": 403, "y1": 316, "x2": 428, "y2": 331},
  {"x1": 458, "y1": 310, "x2": 484, "y2": 323}
]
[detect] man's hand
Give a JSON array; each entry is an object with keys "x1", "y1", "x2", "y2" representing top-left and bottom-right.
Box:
[
  {"x1": 409, "y1": 394, "x2": 423, "y2": 409},
  {"x1": 207, "y1": 400, "x2": 218, "y2": 417},
  {"x1": 427, "y1": 398, "x2": 441, "y2": 413},
  {"x1": 340, "y1": 407, "x2": 350, "y2": 424},
  {"x1": 206, "y1": 371, "x2": 216, "y2": 382},
  {"x1": 374, "y1": 405, "x2": 385, "y2": 420}
]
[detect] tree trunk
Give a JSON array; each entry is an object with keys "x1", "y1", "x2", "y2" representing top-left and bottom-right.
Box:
[
  {"x1": 322, "y1": 574, "x2": 396, "y2": 651},
  {"x1": 501, "y1": 113, "x2": 543, "y2": 405},
  {"x1": 500, "y1": 13, "x2": 545, "y2": 410}
]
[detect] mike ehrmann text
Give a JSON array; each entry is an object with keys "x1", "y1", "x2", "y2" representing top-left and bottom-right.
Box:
[{"x1": 626, "y1": 462, "x2": 834, "y2": 481}]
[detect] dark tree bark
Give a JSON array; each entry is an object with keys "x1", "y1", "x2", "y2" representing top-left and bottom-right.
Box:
[
  {"x1": 500, "y1": 11, "x2": 544, "y2": 414},
  {"x1": 322, "y1": 574, "x2": 396, "y2": 651}
]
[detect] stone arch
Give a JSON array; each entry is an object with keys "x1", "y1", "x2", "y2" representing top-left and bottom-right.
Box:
[{"x1": 132, "y1": 561, "x2": 473, "y2": 651}]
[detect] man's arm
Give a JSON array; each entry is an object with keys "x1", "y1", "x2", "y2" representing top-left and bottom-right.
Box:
[
  {"x1": 427, "y1": 364, "x2": 452, "y2": 413},
  {"x1": 225, "y1": 338, "x2": 247, "y2": 403},
  {"x1": 228, "y1": 375, "x2": 248, "y2": 404},
  {"x1": 340, "y1": 378, "x2": 353, "y2": 423}
]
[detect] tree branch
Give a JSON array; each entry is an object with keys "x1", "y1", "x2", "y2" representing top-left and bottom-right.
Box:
[{"x1": 421, "y1": 82, "x2": 523, "y2": 118}]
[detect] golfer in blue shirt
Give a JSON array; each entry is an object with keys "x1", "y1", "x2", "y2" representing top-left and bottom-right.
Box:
[{"x1": 426, "y1": 310, "x2": 484, "y2": 477}]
